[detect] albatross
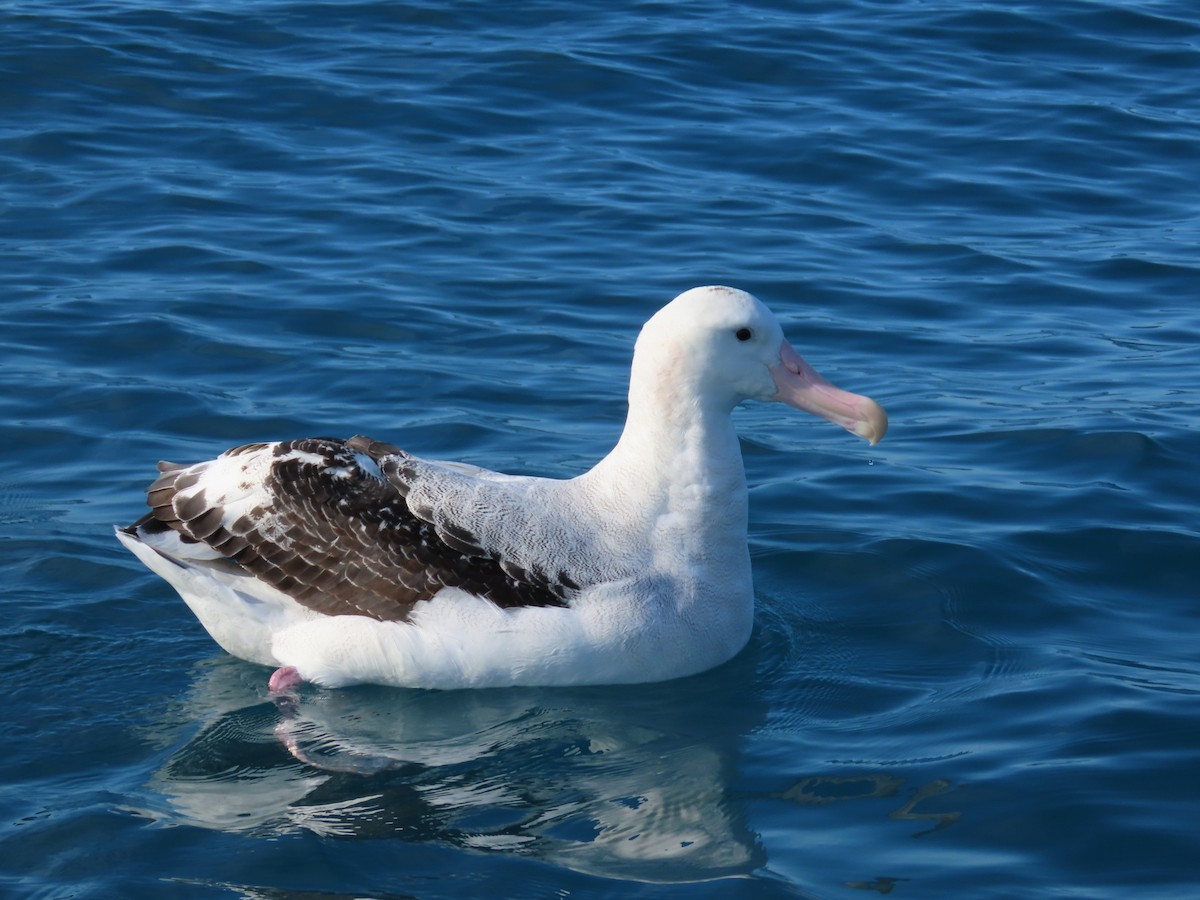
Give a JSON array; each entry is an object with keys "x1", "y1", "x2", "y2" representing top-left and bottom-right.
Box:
[{"x1": 116, "y1": 286, "x2": 887, "y2": 691}]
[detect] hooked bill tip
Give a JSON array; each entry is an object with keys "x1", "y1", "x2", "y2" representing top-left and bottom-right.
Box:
[{"x1": 854, "y1": 398, "x2": 888, "y2": 445}]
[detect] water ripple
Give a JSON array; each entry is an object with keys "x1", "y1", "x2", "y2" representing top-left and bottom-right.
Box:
[{"x1": 3, "y1": 0, "x2": 1199, "y2": 897}]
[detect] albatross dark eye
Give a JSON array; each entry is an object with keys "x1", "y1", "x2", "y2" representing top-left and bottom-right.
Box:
[{"x1": 735, "y1": 327, "x2": 753, "y2": 342}]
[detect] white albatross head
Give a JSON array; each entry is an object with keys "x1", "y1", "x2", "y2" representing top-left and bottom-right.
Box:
[{"x1": 633, "y1": 286, "x2": 888, "y2": 445}]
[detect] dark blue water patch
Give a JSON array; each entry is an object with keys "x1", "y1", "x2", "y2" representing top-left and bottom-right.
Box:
[{"x1": 3, "y1": 0, "x2": 1200, "y2": 896}]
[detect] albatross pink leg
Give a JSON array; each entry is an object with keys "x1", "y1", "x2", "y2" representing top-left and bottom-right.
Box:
[{"x1": 268, "y1": 665, "x2": 303, "y2": 695}]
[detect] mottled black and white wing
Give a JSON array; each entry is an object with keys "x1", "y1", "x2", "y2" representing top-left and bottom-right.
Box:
[{"x1": 135, "y1": 436, "x2": 581, "y2": 621}]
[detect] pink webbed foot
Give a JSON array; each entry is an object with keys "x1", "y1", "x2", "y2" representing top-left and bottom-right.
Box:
[{"x1": 268, "y1": 665, "x2": 304, "y2": 696}]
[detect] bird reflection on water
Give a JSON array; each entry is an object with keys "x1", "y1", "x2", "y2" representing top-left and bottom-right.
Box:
[{"x1": 141, "y1": 657, "x2": 766, "y2": 884}]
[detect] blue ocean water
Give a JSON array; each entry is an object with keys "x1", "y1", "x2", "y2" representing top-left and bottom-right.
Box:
[{"x1": 2, "y1": 0, "x2": 1198, "y2": 896}]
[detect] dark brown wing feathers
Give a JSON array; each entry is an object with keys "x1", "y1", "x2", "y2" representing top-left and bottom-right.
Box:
[{"x1": 142, "y1": 436, "x2": 572, "y2": 622}]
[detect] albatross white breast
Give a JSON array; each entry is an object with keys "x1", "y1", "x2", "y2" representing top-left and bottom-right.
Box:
[{"x1": 116, "y1": 286, "x2": 887, "y2": 690}]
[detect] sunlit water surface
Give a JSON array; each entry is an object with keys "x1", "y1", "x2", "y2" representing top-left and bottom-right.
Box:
[{"x1": 2, "y1": 1, "x2": 1198, "y2": 897}]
